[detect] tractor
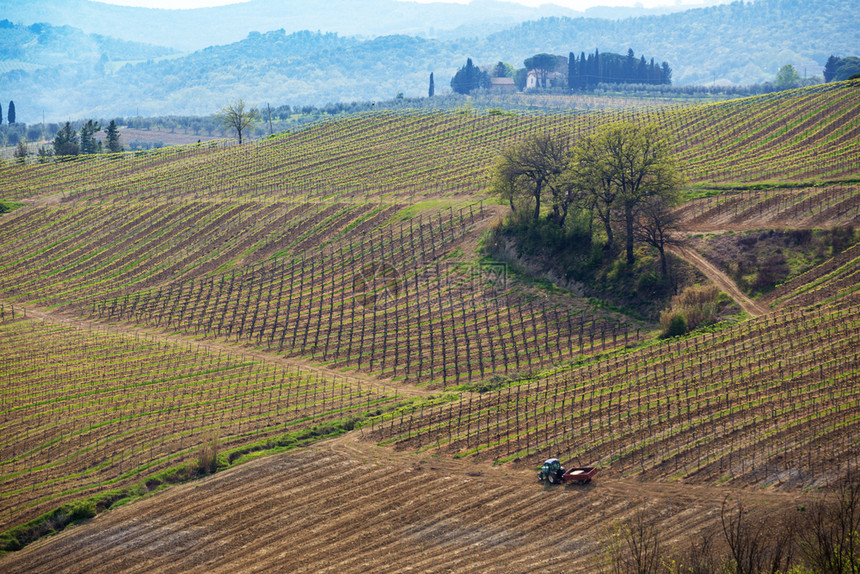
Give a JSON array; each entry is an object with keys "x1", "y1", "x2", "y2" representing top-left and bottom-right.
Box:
[
  {"x1": 537, "y1": 458, "x2": 565, "y2": 484},
  {"x1": 537, "y1": 458, "x2": 599, "y2": 485}
]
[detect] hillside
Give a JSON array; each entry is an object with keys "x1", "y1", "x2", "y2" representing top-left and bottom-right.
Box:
[
  {"x1": 1, "y1": 0, "x2": 857, "y2": 121},
  {"x1": 0, "y1": 19, "x2": 174, "y2": 73},
  {"x1": 0, "y1": 0, "x2": 582, "y2": 52},
  {"x1": 0, "y1": 85, "x2": 858, "y2": 569}
]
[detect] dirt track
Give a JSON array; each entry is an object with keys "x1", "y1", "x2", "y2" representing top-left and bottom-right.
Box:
[
  {"x1": 668, "y1": 245, "x2": 769, "y2": 317},
  {"x1": 0, "y1": 432, "x2": 808, "y2": 574}
]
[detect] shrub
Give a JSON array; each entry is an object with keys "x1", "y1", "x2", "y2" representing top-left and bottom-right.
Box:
[
  {"x1": 196, "y1": 433, "x2": 219, "y2": 475},
  {"x1": 659, "y1": 284, "x2": 721, "y2": 337},
  {"x1": 660, "y1": 312, "x2": 687, "y2": 338}
]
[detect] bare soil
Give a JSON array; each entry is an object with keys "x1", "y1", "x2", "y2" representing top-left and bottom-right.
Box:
[{"x1": 0, "y1": 432, "x2": 808, "y2": 574}]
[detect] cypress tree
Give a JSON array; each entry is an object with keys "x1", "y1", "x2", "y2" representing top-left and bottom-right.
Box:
[
  {"x1": 429, "y1": 72, "x2": 435, "y2": 98},
  {"x1": 579, "y1": 51, "x2": 587, "y2": 89},
  {"x1": 0, "y1": 102, "x2": 3, "y2": 125},
  {"x1": 7, "y1": 101, "x2": 15, "y2": 124},
  {"x1": 568, "y1": 51, "x2": 577, "y2": 92}
]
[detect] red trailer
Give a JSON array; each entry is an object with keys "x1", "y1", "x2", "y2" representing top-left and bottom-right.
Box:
[{"x1": 561, "y1": 466, "x2": 598, "y2": 484}]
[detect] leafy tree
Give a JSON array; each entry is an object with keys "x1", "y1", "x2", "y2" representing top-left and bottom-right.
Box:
[
  {"x1": 428, "y1": 72, "x2": 434, "y2": 98},
  {"x1": 79, "y1": 120, "x2": 102, "y2": 154},
  {"x1": 105, "y1": 119, "x2": 123, "y2": 153},
  {"x1": 823, "y1": 55, "x2": 841, "y2": 82},
  {"x1": 450, "y1": 58, "x2": 489, "y2": 94},
  {"x1": 833, "y1": 56, "x2": 860, "y2": 81},
  {"x1": 567, "y1": 122, "x2": 682, "y2": 264},
  {"x1": 53, "y1": 122, "x2": 80, "y2": 157},
  {"x1": 491, "y1": 61, "x2": 515, "y2": 78},
  {"x1": 7, "y1": 101, "x2": 15, "y2": 124},
  {"x1": 489, "y1": 133, "x2": 570, "y2": 224},
  {"x1": 215, "y1": 98, "x2": 260, "y2": 144},
  {"x1": 775, "y1": 64, "x2": 801, "y2": 89}
]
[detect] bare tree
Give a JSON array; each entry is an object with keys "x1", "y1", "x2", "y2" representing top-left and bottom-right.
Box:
[
  {"x1": 634, "y1": 194, "x2": 681, "y2": 276},
  {"x1": 215, "y1": 98, "x2": 260, "y2": 144},
  {"x1": 622, "y1": 508, "x2": 662, "y2": 574},
  {"x1": 721, "y1": 496, "x2": 796, "y2": 574},
  {"x1": 799, "y1": 482, "x2": 860, "y2": 573}
]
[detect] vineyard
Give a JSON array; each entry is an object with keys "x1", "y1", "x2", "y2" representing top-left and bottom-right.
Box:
[
  {"x1": 1, "y1": 82, "x2": 858, "y2": 203},
  {"x1": 0, "y1": 82, "x2": 859, "y2": 568},
  {"x1": 0, "y1": 312, "x2": 405, "y2": 532},
  {"x1": 371, "y1": 297, "x2": 860, "y2": 487}
]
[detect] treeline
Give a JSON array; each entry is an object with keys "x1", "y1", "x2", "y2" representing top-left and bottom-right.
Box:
[
  {"x1": 451, "y1": 48, "x2": 672, "y2": 94},
  {"x1": 568, "y1": 48, "x2": 671, "y2": 90}
]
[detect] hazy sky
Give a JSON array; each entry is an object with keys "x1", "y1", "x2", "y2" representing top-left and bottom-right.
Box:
[{"x1": 97, "y1": 0, "x2": 701, "y2": 10}]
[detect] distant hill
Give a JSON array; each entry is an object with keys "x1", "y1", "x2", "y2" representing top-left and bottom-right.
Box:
[
  {"x1": 0, "y1": 0, "x2": 585, "y2": 52},
  {"x1": 0, "y1": 19, "x2": 174, "y2": 72},
  {"x1": 485, "y1": 0, "x2": 859, "y2": 86},
  {"x1": 0, "y1": 0, "x2": 856, "y2": 122}
]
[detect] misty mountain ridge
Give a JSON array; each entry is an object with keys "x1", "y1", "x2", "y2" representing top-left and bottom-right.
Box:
[
  {"x1": 0, "y1": 0, "x2": 728, "y2": 52},
  {"x1": 0, "y1": 0, "x2": 856, "y2": 123}
]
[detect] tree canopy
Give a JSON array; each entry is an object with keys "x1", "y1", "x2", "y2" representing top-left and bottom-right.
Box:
[
  {"x1": 775, "y1": 64, "x2": 801, "y2": 89},
  {"x1": 52, "y1": 122, "x2": 80, "y2": 157},
  {"x1": 490, "y1": 122, "x2": 683, "y2": 267},
  {"x1": 489, "y1": 132, "x2": 571, "y2": 223},
  {"x1": 450, "y1": 58, "x2": 489, "y2": 94},
  {"x1": 824, "y1": 55, "x2": 860, "y2": 82}
]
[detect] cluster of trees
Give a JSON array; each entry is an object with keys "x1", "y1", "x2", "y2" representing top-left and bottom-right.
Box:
[
  {"x1": 489, "y1": 122, "x2": 682, "y2": 274},
  {"x1": 452, "y1": 49, "x2": 671, "y2": 95},
  {"x1": 568, "y1": 49, "x2": 671, "y2": 90},
  {"x1": 450, "y1": 58, "x2": 490, "y2": 94},
  {"x1": 51, "y1": 120, "x2": 123, "y2": 159},
  {"x1": 824, "y1": 54, "x2": 860, "y2": 82}
]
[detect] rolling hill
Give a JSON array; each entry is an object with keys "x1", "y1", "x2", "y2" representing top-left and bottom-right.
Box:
[
  {"x1": 0, "y1": 83, "x2": 858, "y2": 570},
  {"x1": 1, "y1": 0, "x2": 857, "y2": 121}
]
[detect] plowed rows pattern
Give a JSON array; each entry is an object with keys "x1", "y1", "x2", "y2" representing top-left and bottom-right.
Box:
[
  {"x1": 0, "y1": 319, "x2": 398, "y2": 532},
  {"x1": 1, "y1": 82, "x2": 858, "y2": 202},
  {"x1": 677, "y1": 185, "x2": 860, "y2": 231},
  {"x1": 0, "y1": 200, "x2": 406, "y2": 309},
  {"x1": 0, "y1": 444, "x2": 804, "y2": 574},
  {"x1": 373, "y1": 298, "x2": 860, "y2": 488},
  {"x1": 92, "y1": 205, "x2": 642, "y2": 386}
]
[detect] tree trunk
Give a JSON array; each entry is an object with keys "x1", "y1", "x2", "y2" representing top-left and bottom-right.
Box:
[
  {"x1": 533, "y1": 181, "x2": 542, "y2": 220},
  {"x1": 603, "y1": 218, "x2": 614, "y2": 251},
  {"x1": 658, "y1": 245, "x2": 667, "y2": 276},
  {"x1": 625, "y1": 205, "x2": 635, "y2": 264}
]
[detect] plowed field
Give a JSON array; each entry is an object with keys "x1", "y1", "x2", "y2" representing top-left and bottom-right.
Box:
[{"x1": 0, "y1": 434, "x2": 807, "y2": 574}]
